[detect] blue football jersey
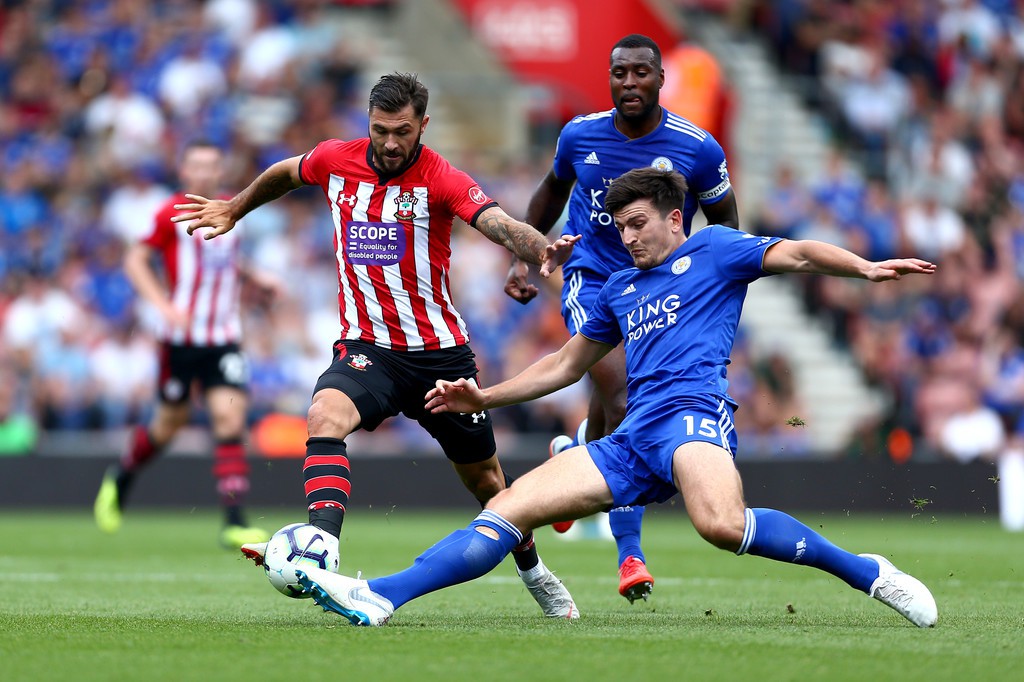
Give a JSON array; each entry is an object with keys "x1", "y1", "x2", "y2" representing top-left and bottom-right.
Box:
[
  {"x1": 553, "y1": 108, "x2": 732, "y2": 278},
  {"x1": 579, "y1": 227, "x2": 782, "y2": 419}
]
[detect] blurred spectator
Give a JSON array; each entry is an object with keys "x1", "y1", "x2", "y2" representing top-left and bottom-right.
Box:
[
  {"x1": 83, "y1": 75, "x2": 166, "y2": 168},
  {"x1": 89, "y1": 321, "x2": 157, "y2": 428},
  {"x1": 0, "y1": 367, "x2": 36, "y2": 456},
  {"x1": 753, "y1": 161, "x2": 810, "y2": 240}
]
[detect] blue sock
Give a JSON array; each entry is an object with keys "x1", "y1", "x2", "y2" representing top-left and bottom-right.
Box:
[
  {"x1": 368, "y1": 510, "x2": 522, "y2": 609},
  {"x1": 738, "y1": 508, "x2": 879, "y2": 593},
  {"x1": 610, "y1": 505, "x2": 646, "y2": 566}
]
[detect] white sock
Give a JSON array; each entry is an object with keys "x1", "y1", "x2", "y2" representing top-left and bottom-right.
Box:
[{"x1": 519, "y1": 558, "x2": 547, "y2": 583}]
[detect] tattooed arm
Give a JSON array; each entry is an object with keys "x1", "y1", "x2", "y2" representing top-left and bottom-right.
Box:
[
  {"x1": 172, "y1": 156, "x2": 305, "y2": 240},
  {"x1": 473, "y1": 206, "x2": 579, "y2": 277}
]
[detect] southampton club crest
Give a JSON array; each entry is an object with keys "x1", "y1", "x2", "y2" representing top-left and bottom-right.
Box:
[
  {"x1": 395, "y1": 191, "x2": 418, "y2": 221},
  {"x1": 347, "y1": 353, "x2": 372, "y2": 371}
]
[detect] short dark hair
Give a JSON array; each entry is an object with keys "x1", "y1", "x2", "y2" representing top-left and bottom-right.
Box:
[
  {"x1": 604, "y1": 167, "x2": 688, "y2": 218},
  {"x1": 610, "y1": 34, "x2": 662, "y2": 69},
  {"x1": 368, "y1": 72, "x2": 429, "y2": 119},
  {"x1": 182, "y1": 139, "x2": 221, "y2": 155}
]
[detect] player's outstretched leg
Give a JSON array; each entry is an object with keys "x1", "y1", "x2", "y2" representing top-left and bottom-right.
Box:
[
  {"x1": 302, "y1": 510, "x2": 530, "y2": 626},
  {"x1": 738, "y1": 508, "x2": 937, "y2": 627},
  {"x1": 609, "y1": 505, "x2": 653, "y2": 603}
]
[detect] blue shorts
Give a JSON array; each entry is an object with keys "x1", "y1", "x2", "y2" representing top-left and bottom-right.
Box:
[
  {"x1": 586, "y1": 394, "x2": 739, "y2": 507},
  {"x1": 560, "y1": 267, "x2": 606, "y2": 335}
]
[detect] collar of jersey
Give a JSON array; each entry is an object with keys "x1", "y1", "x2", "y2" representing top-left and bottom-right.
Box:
[
  {"x1": 367, "y1": 143, "x2": 425, "y2": 183},
  {"x1": 609, "y1": 107, "x2": 666, "y2": 143}
]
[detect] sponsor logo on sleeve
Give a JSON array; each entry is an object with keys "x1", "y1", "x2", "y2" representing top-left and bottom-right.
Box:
[{"x1": 468, "y1": 186, "x2": 487, "y2": 204}]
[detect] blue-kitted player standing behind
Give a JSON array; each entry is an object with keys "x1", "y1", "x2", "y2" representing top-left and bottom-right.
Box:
[
  {"x1": 293, "y1": 167, "x2": 938, "y2": 629},
  {"x1": 504, "y1": 34, "x2": 740, "y2": 602}
]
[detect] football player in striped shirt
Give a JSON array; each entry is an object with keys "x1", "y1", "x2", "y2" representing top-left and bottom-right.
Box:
[
  {"x1": 94, "y1": 140, "x2": 280, "y2": 549},
  {"x1": 504, "y1": 34, "x2": 740, "y2": 603},
  {"x1": 174, "y1": 73, "x2": 581, "y2": 618}
]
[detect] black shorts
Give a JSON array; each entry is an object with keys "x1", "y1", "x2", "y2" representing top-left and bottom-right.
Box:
[
  {"x1": 313, "y1": 340, "x2": 496, "y2": 464},
  {"x1": 158, "y1": 342, "x2": 249, "y2": 404}
]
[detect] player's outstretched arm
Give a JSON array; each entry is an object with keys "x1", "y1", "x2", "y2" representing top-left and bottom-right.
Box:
[
  {"x1": 474, "y1": 206, "x2": 580, "y2": 277},
  {"x1": 172, "y1": 156, "x2": 305, "y2": 240},
  {"x1": 503, "y1": 170, "x2": 576, "y2": 304},
  {"x1": 763, "y1": 239, "x2": 936, "y2": 281},
  {"x1": 426, "y1": 334, "x2": 612, "y2": 414}
]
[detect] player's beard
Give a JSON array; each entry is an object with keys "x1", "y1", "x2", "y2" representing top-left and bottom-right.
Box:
[{"x1": 372, "y1": 132, "x2": 422, "y2": 174}]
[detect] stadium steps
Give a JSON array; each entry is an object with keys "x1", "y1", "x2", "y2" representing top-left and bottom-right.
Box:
[
  {"x1": 330, "y1": 1, "x2": 527, "y2": 168},
  {"x1": 685, "y1": 13, "x2": 883, "y2": 454}
]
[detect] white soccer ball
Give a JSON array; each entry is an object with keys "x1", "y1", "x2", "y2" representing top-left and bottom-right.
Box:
[{"x1": 263, "y1": 523, "x2": 340, "y2": 598}]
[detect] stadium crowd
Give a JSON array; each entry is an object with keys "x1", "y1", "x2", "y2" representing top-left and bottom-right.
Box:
[
  {"x1": 739, "y1": 0, "x2": 1024, "y2": 461},
  {"x1": 0, "y1": 0, "x2": 595, "y2": 456},
  {"x1": 9, "y1": 0, "x2": 1018, "y2": 464}
]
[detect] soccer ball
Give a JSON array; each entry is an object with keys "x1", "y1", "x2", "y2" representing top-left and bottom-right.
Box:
[{"x1": 263, "y1": 523, "x2": 340, "y2": 598}]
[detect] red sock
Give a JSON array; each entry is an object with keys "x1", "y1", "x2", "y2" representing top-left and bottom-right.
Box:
[
  {"x1": 120, "y1": 426, "x2": 159, "y2": 471},
  {"x1": 213, "y1": 439, "x2": 250, "y2": 507}
]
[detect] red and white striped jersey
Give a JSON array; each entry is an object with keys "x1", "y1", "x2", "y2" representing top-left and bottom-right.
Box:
[
  {"x1": 141, "y1": 193, "x2": 242, "y2": 346},
  {"x1": 299, "y1": 138, "x2": 497, "y2": 352}
]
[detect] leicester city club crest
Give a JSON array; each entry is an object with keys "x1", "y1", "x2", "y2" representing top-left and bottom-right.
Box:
[
  {"x1": 395, "y1": 191, "x2": 417, "y2": 221},
  {"x1": 651, "y1": 157, "x2": 674, "y2": 172},
  {"x1": 347, "y1": 354, "x2": 372, "y2": 370}
]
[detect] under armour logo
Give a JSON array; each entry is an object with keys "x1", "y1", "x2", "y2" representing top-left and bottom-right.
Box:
[{"x1": 336, "y1": 192, "x2": 357, "y2": 207}]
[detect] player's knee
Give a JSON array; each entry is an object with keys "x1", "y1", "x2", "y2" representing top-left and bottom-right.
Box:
[
  {"x1": 467, "y1": 470, "x2": 504, "y2": 503},
  {"x1": 306, "y1": 396, "x2": 356, "y2": 438},
  {"x1": 693, "y1": 512, "x2": 744, "y2": 552}
]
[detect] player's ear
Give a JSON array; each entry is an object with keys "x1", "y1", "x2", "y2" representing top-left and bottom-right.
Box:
[
  {"x1": 658, "y1": 68, "x2": 665, "y2": 89},
  {"x1": 420, "y1": 114, "x2": 430, "y2": 134},
  {"x1": 669, "y1": 208, "x2": 683, "y2": 232}
]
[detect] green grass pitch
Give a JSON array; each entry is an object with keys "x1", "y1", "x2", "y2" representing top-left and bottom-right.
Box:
[{"x1": 1, "y1": 508, "x2": 1021, "y2": 682}]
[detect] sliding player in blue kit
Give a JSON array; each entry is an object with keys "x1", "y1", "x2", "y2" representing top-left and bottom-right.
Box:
[
  {"x1": 504, "y1": 34, "x2": 739, "y2": 602},
  {"x1": 294, "y1": 168, "x2": 938, "y2": 629}
]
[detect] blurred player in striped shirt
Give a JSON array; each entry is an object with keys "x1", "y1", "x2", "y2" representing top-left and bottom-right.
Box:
[{"x1": 94, "y1": 140, "x2": 280, "y2": 549}]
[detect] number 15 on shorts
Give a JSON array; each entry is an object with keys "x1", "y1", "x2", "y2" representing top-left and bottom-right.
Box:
[{"x1": 682, "y1": 414, "x2": 719, "y2": 438}]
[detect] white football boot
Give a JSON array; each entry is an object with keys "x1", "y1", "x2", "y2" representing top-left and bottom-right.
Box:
[
  {"x1": 860, "y1": 553, "x2": 938, "y2": 628},
  {"x1": 240, "y1": 542, "x2": 268, "y2": 566},
  {"x1": 517, "y1": 560, "x2": 580, "y2": 619},
  {"x1": 295, "y1": 566, "x2": 394, "y2": 627}
]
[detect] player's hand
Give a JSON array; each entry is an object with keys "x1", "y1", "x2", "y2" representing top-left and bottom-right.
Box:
[
  {"x1": 160, "y1": 303, "x2": 189, "y2": 329},
  {"x1": 172, "y1": 194, "x2": 237, "y2": 240},
  {"x1": 504, "y1": 258, "x2": 539, "y2": 304},
  {"x1": 539, "y1": 234, "x2": 581, "y2": 278},
  {"x1": 425, "y1": 377, "x2": 486, "y2": 414},
  {"x1": 865, "y1": 258, "x2": 936, "y2": 282}
]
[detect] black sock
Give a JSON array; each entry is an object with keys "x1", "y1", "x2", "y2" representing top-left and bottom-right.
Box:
[
  {"x1": 309, "y1": 508, "x2": 343, "y2": 538},
  {"x1": 113, "y1": 467, "x2": 134, "y2": 509},
  {"x1": 224, "y1": 505, "x2": 246, "y2": 527},
  {"x1": 304, "y1": 437, "x2": 350, "y2": 539}
]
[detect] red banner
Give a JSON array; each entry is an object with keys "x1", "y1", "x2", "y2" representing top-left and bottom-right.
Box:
[{"x1": 451, "y1": 0, "x2": 677, "y2": 115}]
